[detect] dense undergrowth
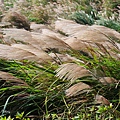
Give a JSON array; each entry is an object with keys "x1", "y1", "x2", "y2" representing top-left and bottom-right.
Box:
[
  {"x1": 0, "y1": 0, "x2": 120, "y2": 119},
  {"x1": 0, "y1": 50, "x2": 120, "y2": 119}
]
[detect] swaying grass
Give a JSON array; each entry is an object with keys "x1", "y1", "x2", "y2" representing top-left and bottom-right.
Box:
[
  {"x1": 0, "y1": 44, "x2": 120, "y2": 119},
  {"x1": 0, "y1": 59, "x2": 69, "y2": 119},
  {"x1": 0, "y1": 0, "x2": 120, "y2": 119}
]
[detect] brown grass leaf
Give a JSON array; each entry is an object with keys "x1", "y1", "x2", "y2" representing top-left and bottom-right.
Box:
[
  {"x1": 65, "y1": 82, "x2": 91, "y2": 97},
  {"x1": 11, "y1": 44, "x2": 52, "y2": 62},
  {"x1": 95, "y1": 95, "x2": 110, "y2": 105},
  {"x1": 34, "y1": 29, "x2": 70, "y2": 51},
  {"x1": 0, "y1": 71, "x2": 28, "y2": 86},
  {"x1": 2, "y1": 11, "x2": 30, "y2": 31},
  {"x1": 0, "y1": 44, "x2": 52, "y2": 63},
  {"x1": 95, "y1": 42, "x2": 120, "y2": 58},
  {"x1": 99, "y1": 77, "x2": 117, "y2": 85},
  {"x1": 55, "y1": 63, "x2": 92, "y2": 83},
  {"x1": 55, "y1": 19, "x2": 120, "y2": 41},
  {"x1": 1, "y1": 28, "x2": 45, "y2": 50},
  {"x1": 55, "y1": 18, "x2": 88, "y2": 35},
  {"x1": 91, "y1": 25, "x2": 120, "y2": 40},
  {"x1": 49, "y1": 53, "x2": 84, "y2": 63},
  {"x1": 1, "y1": 28, "x2": 68, "y2": 52}
]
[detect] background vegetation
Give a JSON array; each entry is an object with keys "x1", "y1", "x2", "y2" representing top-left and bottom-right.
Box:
[{"x1": 0, "y1": 0, "x2": 120, "y2": 119}]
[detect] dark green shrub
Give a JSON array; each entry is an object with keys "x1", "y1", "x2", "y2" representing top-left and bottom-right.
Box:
[{"x1": 71, "y1": 11, "x2": 95, "y2": 25}]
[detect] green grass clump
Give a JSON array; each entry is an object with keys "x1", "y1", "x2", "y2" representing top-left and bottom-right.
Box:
[
  {"x1": 96, "y1": 18, "x2": 120, "y2": 32},
  {"x1": 71, "y1": 11, "x2": 120, "y2": 32},
  {"x1": 0, "y1": 59, "x2": 68, "y2": 119},
  {"x1": 71, "y1": 11, "x2": 95, "y2": 25}
]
